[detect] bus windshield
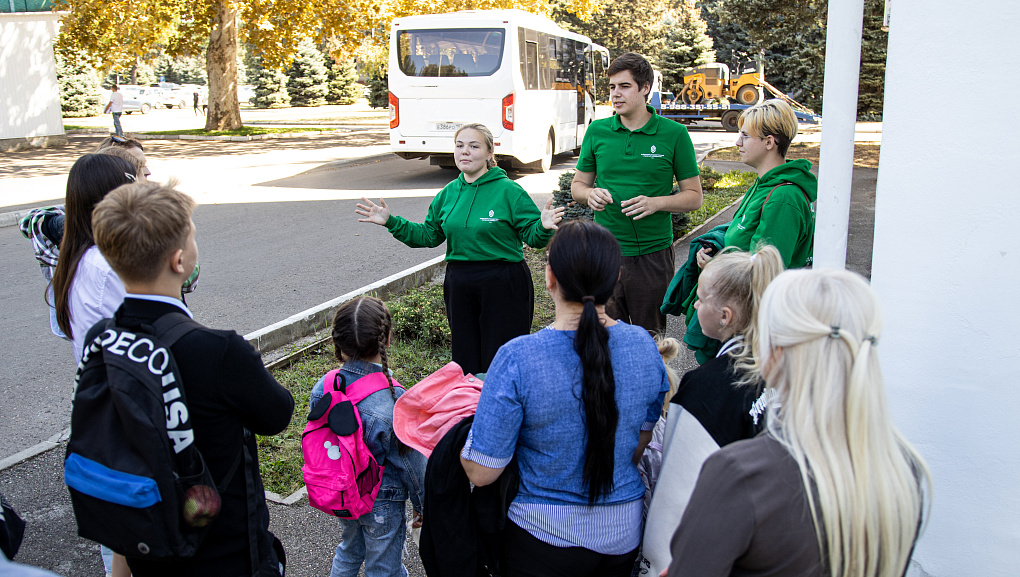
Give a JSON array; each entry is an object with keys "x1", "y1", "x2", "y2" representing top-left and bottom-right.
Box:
[{"x1": 397, "y1": 28, "x2": 505, "y2": 77}]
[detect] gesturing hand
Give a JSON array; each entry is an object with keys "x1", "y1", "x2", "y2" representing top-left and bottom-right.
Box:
[
  {"x1": 355, "y1": 197, "x2": 390, "y2": 226},
  {"x1": 541, "y1": 198, "x2": 565, "y2": 230}
]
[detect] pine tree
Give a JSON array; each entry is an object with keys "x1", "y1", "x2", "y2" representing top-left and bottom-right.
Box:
[
  {"x1": 700, "y1": 0, "x2": 753, "y2": 72},
  {"x1": 133, "y1": 61, "x2": 157, "y2": 86},
  {"x1": 252, "y1": 58, "x2": 291, "y2": 108},
  {"x1": 368, "y1": 74, "x2": 388, "y2": 109},
  {"x1": 286, "y1": 40, "x2": 328, "y2": 107},
  {"x1": 660, "y1": 1, "x2": 716, "y2": 94},
  {"x1": 56, "y1": 50, "x2": 102, "y2": 117},
  {"x1": 857, "y1": 0, "x2": 888, "y2": 119},
  {"x1": 152, "y1": 55, "x2": 208, "y2": 85},
  {"x1": 552, "y1": 171, "x2": 593, "y2": 222},
  {"x1": 553, "y1": 0, "x2": 669, "y2": 63},
  {"x1": 326, "y1": 58, "x2": 362, "y2": 105}
]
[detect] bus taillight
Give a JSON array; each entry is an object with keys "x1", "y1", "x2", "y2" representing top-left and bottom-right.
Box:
[
  {"x1": 502, "y1": 93, "x2": 514, "y2": 130},
  {"x1": 389, "y1": 92, "x2": 399, "y2": 129}
]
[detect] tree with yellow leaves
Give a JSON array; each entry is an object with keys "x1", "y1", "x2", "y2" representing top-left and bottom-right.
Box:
[{"x1": 54, "y1": 0, "x2": 601, "y2": 130}]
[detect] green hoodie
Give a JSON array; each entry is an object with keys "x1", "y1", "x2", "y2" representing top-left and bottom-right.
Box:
[
  {"x1": 385, "y1": 167, "x2": 553, "y2": 262},
  {"x1": 724, "y1": 158, "x2": 818, "y2": 268}
]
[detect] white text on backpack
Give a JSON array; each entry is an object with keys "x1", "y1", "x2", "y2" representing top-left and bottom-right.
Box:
[{"x1": 80, "y1": 329, "x2": 195, "y2": 454}]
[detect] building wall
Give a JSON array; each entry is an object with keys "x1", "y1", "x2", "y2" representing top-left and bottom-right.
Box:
[
  {"x1": 0, "y1": 11, "x2": 64, "y2": 141},
  {"x1": 873, "y1": 2, "x2": 1020, "y2": 576}
]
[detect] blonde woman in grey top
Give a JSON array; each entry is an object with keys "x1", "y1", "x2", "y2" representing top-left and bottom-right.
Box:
[{"x1": 667, "y1": 269, "x2": 931, "y2": 577}]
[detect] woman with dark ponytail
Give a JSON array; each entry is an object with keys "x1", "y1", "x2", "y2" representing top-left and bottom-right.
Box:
[{"x1": 461, "y1": 220, "x2": 670, "y2": 576}]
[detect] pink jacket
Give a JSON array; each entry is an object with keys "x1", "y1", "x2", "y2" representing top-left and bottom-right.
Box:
[{"x1": 393, "y1": 362, "x2": 483, "y2": 458}]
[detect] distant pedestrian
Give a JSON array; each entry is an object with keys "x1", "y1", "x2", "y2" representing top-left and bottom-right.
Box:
[
  {"x1": 356, "y1": 122, "x2": 563, "y2": 374},
  {"x1": 103, "y1": 85, "x2": 124, "y2": 137},
  {"x1": 193, "y1": 91, "x2": 200, "y2": 115}
]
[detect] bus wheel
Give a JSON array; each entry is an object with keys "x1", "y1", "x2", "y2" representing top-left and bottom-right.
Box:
[
  {"x1": 540, "y1": 133, "x2": 553, "y2": 172},
  {"x1": 721, "y1": 110, "x2": 740, "y2": 132}
]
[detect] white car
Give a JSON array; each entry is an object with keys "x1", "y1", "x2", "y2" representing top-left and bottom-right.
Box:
[
  {"x1": 120, "y1": 86, "x2": 162, "y2": 114},
  {"x1": 237, "y1": 85, "x2": 255, "y2": 105},
  {"x1": 158, "y1": 83, "x2": 189, "y2": 109}
]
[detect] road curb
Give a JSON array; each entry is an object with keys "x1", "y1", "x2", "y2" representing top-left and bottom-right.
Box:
[
  {"x1": 0, "y1": 207, "x2": 38, "y2": 230},
  {"x1": 132, "y1": 129, "x2": 347, "y2": 142},
  {"x1": 0, "y1": 428, "x2": 69, "y2": 472},
  {"x1": 243, "y1": 255, "x2": 447, "y2": 354}
]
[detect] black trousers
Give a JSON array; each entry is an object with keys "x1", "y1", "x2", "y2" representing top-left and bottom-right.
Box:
[
  {"x1": 443, "y1": 260, "x2": 533, "y2": 375},
  {"x1": 504, "y1": 520, "x2": 638, "y2": 577}
]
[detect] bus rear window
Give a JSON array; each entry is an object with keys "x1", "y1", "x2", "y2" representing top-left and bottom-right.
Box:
[{"x1": 397, "y1": 28, "x2": 505, "y2": 77}]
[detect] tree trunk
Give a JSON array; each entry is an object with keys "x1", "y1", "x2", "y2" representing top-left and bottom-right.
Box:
[{"x1": 205, "y1": 0, "x2": 242, "y2": 130}]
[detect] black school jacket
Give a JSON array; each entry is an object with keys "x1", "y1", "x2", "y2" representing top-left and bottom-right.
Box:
[
  {"x1": 420, "y1": 416, "x2": 519, "y2": 577},
  {"x1": 85, "y1": 297, "x2": 295, "y2": 577}
]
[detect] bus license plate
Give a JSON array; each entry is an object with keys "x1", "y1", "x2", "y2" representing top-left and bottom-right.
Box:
[{"x1": 435, "y1": 122, "x2": 460, "y2": 131}]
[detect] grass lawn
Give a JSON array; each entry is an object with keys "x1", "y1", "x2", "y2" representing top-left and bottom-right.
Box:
[
  {"x1": 143, "y1": 126, "x2": 335, "y2": 137},
  {"x1": 257, "y1": 248, "x2": 548, "y2": 496},
  {"x1": 707, "y1": 142, "x2": 882, "y2": 169},
  {"x1": 62, "y1": 125, "x2": 93, "y2": 131}
]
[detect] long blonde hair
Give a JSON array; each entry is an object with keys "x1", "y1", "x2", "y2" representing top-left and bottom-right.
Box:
[
  {"x1": 701, "y1": 244, "x2": 784, "y2": 383},
  {"x1": 758, "y1": 269, "x2": 931, "y2": 577}
]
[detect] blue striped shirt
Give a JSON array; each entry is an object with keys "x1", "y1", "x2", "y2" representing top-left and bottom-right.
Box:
[{"x1": 462, "y1": 323, "x2": 668, "y2": 555}]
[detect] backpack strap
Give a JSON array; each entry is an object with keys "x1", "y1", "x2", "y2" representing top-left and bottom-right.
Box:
[
  {"x1": 344, "y1": 372, "x2": 401, "y2": 405},
  {"x1": 150, "y1": 312, "x2": 202, "y2": 347},
  {"x1": 762, "y1": 181, "x2": 811, "y2": 207}
]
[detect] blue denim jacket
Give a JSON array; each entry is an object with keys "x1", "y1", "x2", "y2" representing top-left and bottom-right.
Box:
[{"x1": 310, "y1": 360, "x2": 425, "y2": 512}]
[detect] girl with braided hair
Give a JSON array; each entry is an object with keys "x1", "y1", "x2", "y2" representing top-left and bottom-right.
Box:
[
  {"x1": 665, "y1": 269, "x2": 931, "y2": 577},
  {"x1": 309, "y1": 296, "x2": 426, "y2": 577}
]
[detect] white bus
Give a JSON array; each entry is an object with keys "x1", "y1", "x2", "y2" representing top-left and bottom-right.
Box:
[{"x1": 388, "y1": 10, "x2": 609, "y2": 172}]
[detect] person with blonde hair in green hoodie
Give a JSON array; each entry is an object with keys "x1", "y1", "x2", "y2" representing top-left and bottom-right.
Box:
[
  {"x1": 695, "y1": 99, "x2": 817, "y2": 270},
  {"x1": 357, "y1": 123, "x2": 564, "y2": 375},
  {"x1": 669, "y1": 99, "x2": 817, "y2": 363}
]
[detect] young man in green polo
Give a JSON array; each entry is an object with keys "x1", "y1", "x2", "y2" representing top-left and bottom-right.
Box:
[{"x1": 571, "y1": 52, "x2": 703, "y2": 334}]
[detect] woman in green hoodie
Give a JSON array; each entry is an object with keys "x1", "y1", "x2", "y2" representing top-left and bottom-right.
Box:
[
  {"x1": 695, "y1": 99, "x2": 817, "y2": 270},
  {"x1": 678, "y1": 99, "x2": 817, "y2": 363},
  {"x1": 357, "y1": 123, "x2": 564, "y2": 375}
]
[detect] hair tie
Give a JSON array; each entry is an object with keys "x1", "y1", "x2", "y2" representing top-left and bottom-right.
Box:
[
  {"x1": 581, "y1": 295, "x2": 595, "y2": 304},
  {"x1": 864, "y1": 335, "x2": 878, "y2": 346},
  {"x1": 749, "y1": 253, "x2": 758, "y2": 263},
  {"x1": 829, "y1": 325, "x2": 841, "y2": 339}
]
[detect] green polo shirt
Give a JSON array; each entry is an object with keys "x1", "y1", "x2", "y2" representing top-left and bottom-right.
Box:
[{"x1": 576, "y1": 105, "x2": 700, "y2": 256}]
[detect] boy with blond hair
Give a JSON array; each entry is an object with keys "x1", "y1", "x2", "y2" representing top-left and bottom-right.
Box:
[{"x1": 87, "y1": 181, "x2": 294, "y2": 576}]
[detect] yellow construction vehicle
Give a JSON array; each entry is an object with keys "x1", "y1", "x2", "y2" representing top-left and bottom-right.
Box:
[{"x1": 678, "y1": 58, "x2": 764, "y2": 105}]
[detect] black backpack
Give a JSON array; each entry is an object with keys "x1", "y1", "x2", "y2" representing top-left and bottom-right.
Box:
[{"x1": 64, "y1": 312, "x2": 241, "y2": 560}]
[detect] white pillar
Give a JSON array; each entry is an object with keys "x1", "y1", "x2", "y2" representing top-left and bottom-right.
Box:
[{"x1": 812, "y1": 0, "x2": 865, "y2": 270}]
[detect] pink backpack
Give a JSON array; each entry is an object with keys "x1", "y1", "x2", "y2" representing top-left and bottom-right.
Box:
[{"x1": 302, "y1": 370, "x2": 401, "y2": 518}]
